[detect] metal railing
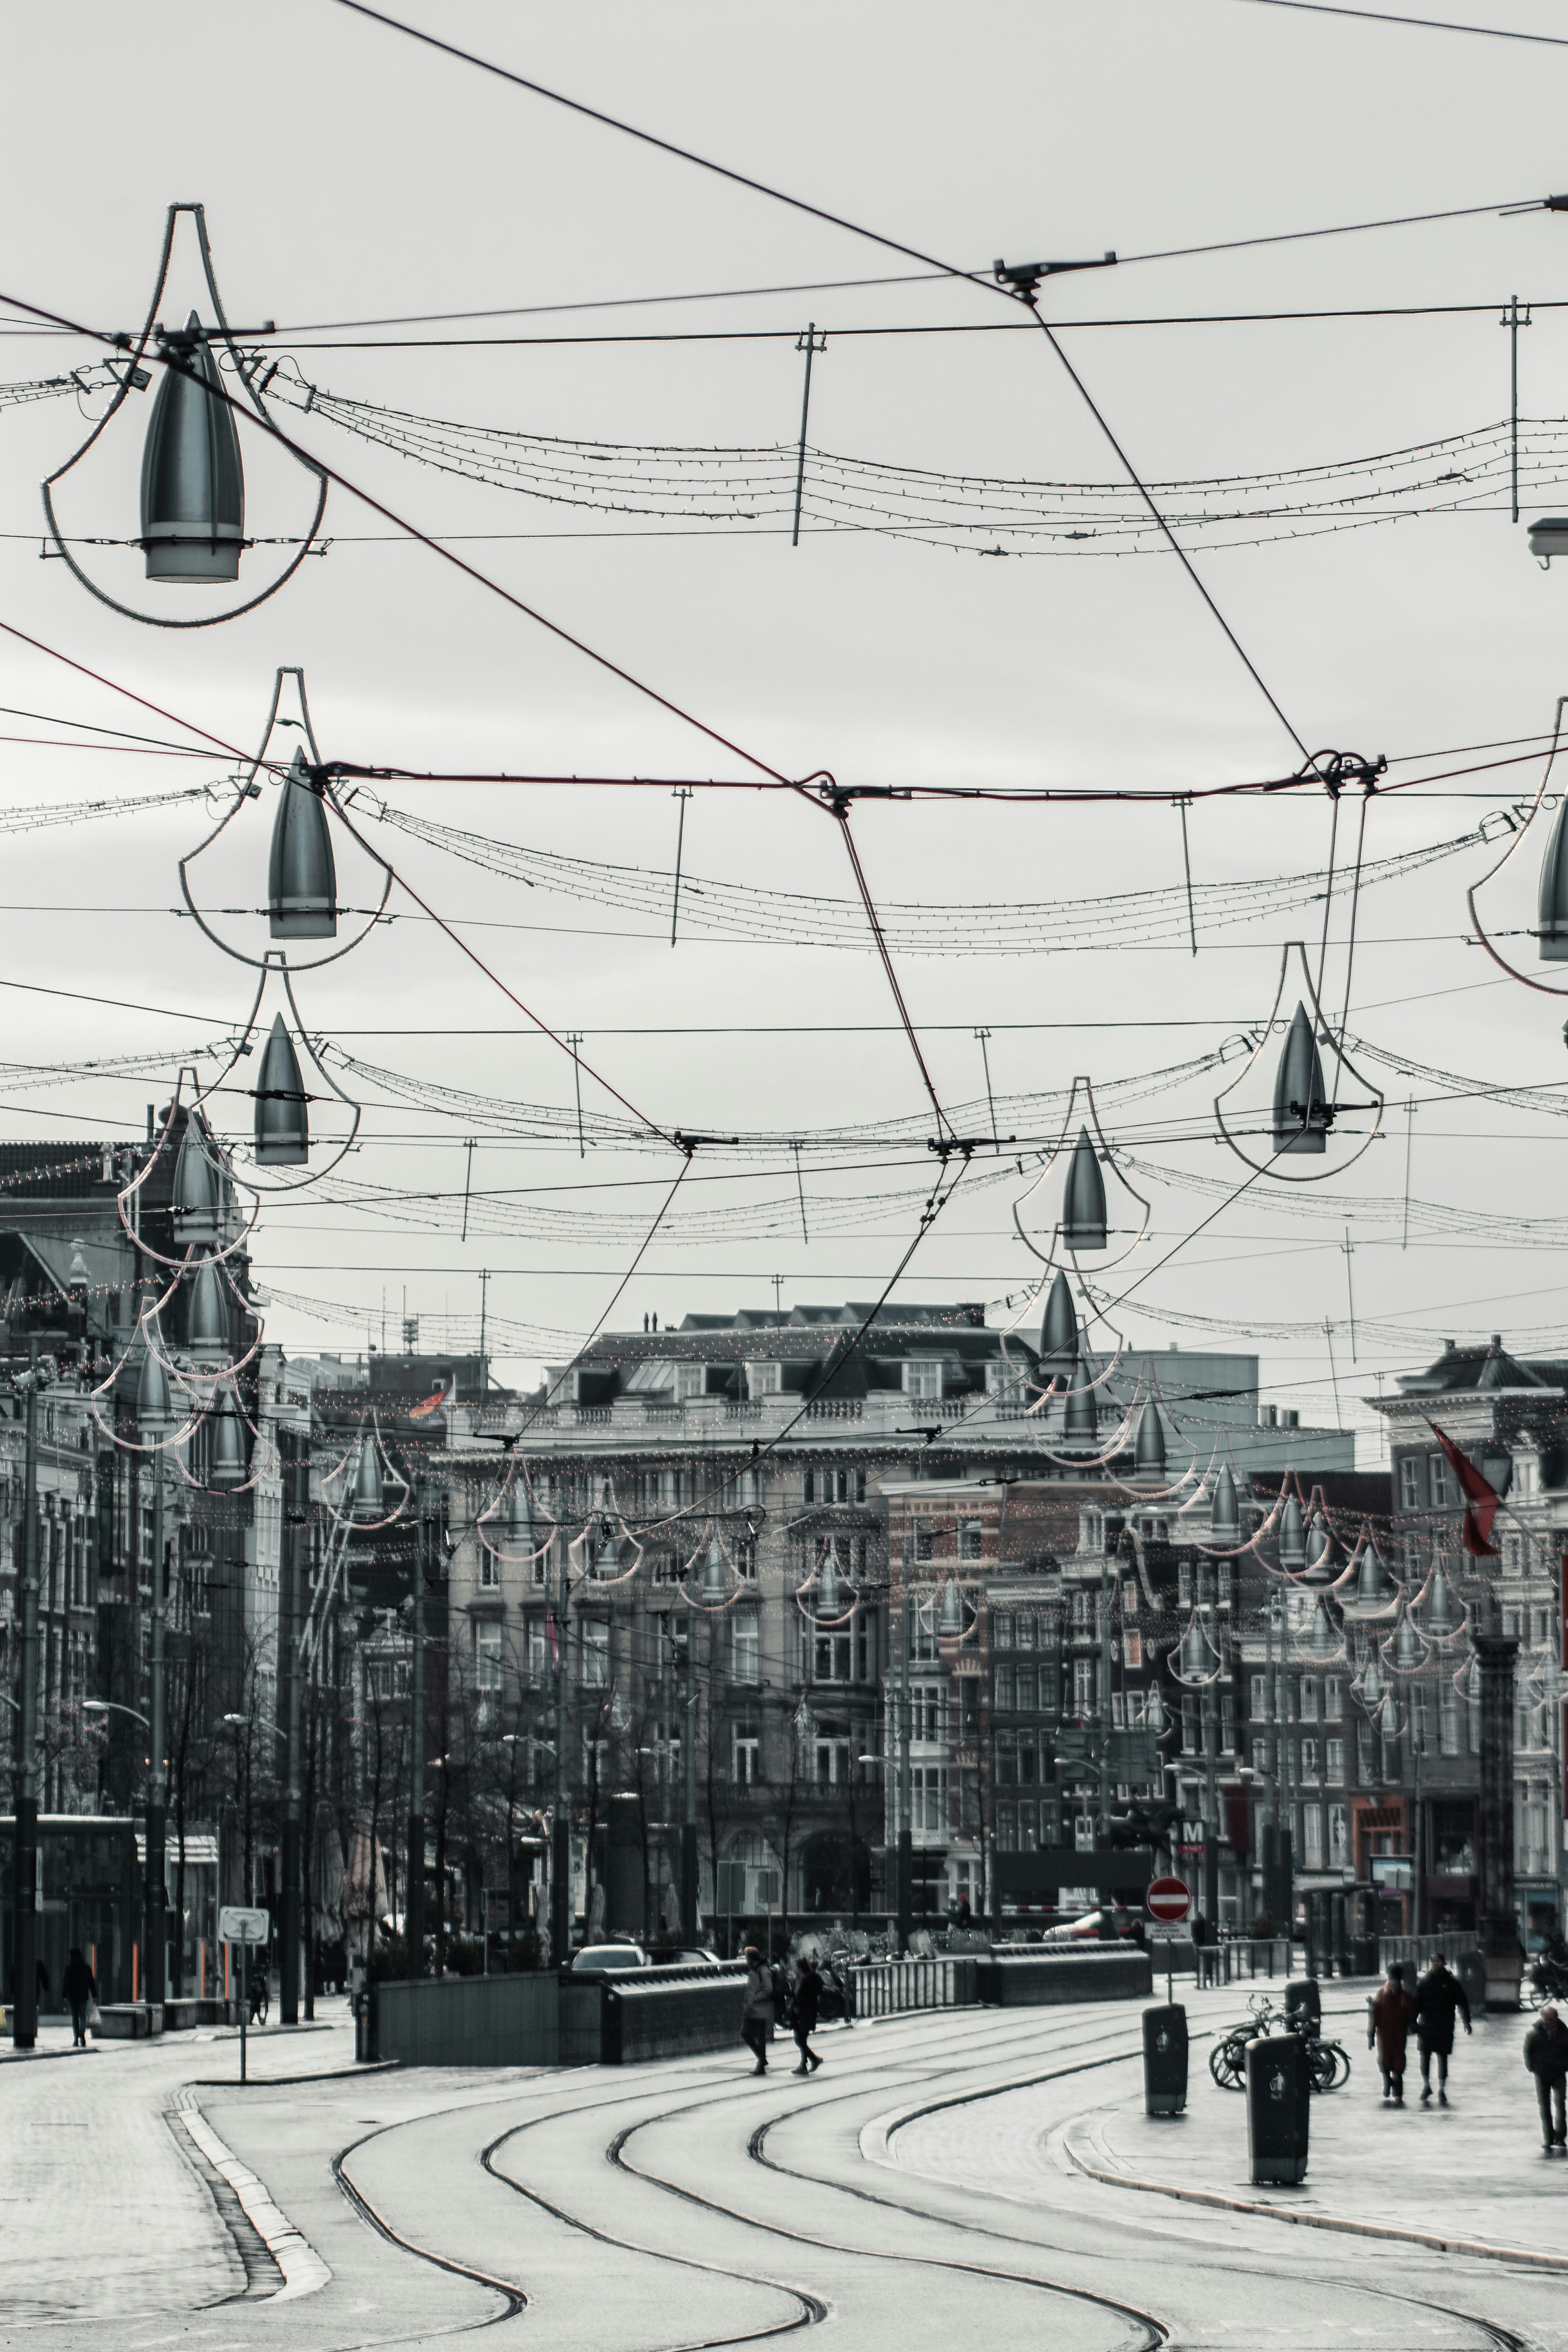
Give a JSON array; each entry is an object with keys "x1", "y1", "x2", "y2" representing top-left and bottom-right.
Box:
[
  {"x1": 1378, "y1": 1931, "x2": 1469, "y2": 1975},
  {"x1": 1195, "y1": 1938, "x2": 1294, "y2": 1987},
  {"x1": 844, "y1": 1956, "x2": 976, "y2": 2018}
]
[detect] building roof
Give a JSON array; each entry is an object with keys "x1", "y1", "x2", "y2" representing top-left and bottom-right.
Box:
[{"x1": 1393, "y1": 1334, "x2": 1559, "y2": 1399}]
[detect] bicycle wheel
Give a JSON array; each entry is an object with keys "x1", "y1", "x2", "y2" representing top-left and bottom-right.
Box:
[
  {"x1": 1209, "y1": 2034, "x2": 1248, "y2": 2090},
  {"x1": 1326, "y1": 2041, "x2": 1352, "y2": 2089},
  {"x1": 1305, "y1": 2043, "x2": 1336, "y2": 2095}
]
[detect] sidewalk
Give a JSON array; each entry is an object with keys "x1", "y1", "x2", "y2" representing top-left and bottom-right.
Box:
[{"x1": 1060, "y1": 1990, "x2": 1568, "y2": 2264}]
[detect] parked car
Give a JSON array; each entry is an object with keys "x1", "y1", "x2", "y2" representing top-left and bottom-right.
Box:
[
  {"x1": 569, "y1": 1942, "x2": 649, "y2": 1972},
  {"x1": 660, "y1": 1946, "x2": 724, "y2": 1967}
]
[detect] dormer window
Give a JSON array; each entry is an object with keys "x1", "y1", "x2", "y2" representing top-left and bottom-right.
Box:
[
  {"x1": 746, "y1": 1361, "x2": 782, "y2": 1398},
  {"x1": 904, "y1": 1359, "x2": 944, "y2": 1400}
]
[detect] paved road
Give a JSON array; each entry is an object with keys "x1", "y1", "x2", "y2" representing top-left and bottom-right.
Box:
[{"x1": 4, "y1": 1986, "x2": 1567, "y2": 2352}]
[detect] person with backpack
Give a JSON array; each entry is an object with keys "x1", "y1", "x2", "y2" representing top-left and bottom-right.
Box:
[
  {"x1": 740, "y1": 1944, "x2": 774, "y2": 2075},
  {"x1": 1524, "y1": 2000, "x2": 1568, "y2": 2152},
  {"x1": 792, "y1": 1954, "x2": 824, "y2": 2077},
  {"x1": 1411, "y1": 1952, "x2": 1471, "y2": 2105}
]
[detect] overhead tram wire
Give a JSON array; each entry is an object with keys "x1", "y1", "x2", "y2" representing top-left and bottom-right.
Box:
[{"x1": 1224, "y1": 0, "x2": 1568, "y2": 48}]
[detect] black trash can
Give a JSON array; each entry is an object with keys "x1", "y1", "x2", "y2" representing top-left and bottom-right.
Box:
[
  {"x1": 1142, "y1": 2003, "x2": 1188, "y2": 2115},
  {"x1": 1284, "y1": 1976, "x2": 1321, "y2": 2032},
  {"x1": 1246, "y1": 2033, "x2": 1310, "y2": 2185}
]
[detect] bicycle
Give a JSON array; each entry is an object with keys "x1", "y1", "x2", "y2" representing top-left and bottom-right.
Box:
[{"x1": 1208, "y1": 1990, "x2": 1350, "y2": 2093}]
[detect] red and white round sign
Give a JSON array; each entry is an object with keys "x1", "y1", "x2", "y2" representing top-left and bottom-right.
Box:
[{"x1": 1146, "y1": 1875, "x2": 1192, "y2": 1924}]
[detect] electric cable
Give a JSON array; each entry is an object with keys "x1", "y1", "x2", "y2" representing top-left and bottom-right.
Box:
[{"x1": 1224, "y1": 0, "x2": 1568, "y2": 48}]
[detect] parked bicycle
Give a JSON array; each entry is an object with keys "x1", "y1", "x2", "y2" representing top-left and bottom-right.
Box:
[
  {"x1": 1527, "y1": 1945, "x2": 1568, "y2": 2009},
  {"x1": 1208, "y1": 1991, "x2": 1350, "y2": 2094}
]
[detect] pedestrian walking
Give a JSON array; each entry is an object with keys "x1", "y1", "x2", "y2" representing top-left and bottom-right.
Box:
[
  {"x1": 740, "y1": 1943, "x2": 774, "y2": 2076},
  {"x1": 1368, "y1": 1962, "x2": 1416, "y2": 2104},
  {"x1": 1411, "y1": 1952, "x2": 1471, "y2": 2105},
  {"x1": 62, "y1": 1948, "x2": 96, "y2": 2048},
  {"x1": 1523, "y1": 2001, "x2": 1568, "y2": 2153},
  {"x1": 792, "y1": 1954, "x2": 823, "y2": 2077}
]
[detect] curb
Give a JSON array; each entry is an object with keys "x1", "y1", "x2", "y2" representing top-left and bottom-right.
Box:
[
  {"x1": 178, "y1": 2107, "x2": 331, "y2": 2299},
  {"x1": 190, "y1": 2062, "x2": 398, "y2": 2087},
  {"x1": 1059, "y1": 2122, "x2": 1568, "y2": 2272}
]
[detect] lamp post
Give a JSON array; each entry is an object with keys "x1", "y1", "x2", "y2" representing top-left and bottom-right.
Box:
[
  {"x1": 278, "y1": 1426, "x2": 306, "y2": 2023},
  {"x1": 406, "y1": 1476, "x2": 427, "y2": 1978},
  {"x1": 138, "y1": 1328, "x2": 171, "y2": 2011},
  {"x1": 896, "y1": 1568, "x2": 912, "y2": 1951},
  {"x1": 10, "y1": 1341, "x2": 43, "y2": 2048},
  {"x1": 1200, "y1": 1563, "x2": 1221, "y2": 1934},
  {"x1": 550, "y1": 1527, "x2": 571, "y2": 1966},
  {"x1": 681, "y1": 1621, "x2": 699, "y2": 1944}
]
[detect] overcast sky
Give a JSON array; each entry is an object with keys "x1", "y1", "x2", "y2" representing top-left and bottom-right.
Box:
[{"x1": 6, "y1": 0, "x2": 1568, "y2": 1460}]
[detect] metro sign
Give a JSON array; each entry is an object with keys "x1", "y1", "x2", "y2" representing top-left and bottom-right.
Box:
[{"x1": 1146, "y1": 1875, "x2": 1192, "y2": 1924}]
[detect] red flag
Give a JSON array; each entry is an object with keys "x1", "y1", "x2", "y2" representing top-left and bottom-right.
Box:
[{"x1": 1427, "y1": 1421, "x2": 1502, "y2": 1557}]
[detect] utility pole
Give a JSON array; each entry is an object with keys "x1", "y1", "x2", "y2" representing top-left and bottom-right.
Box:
[
  {"x1": 566, "y1": 1035, "x2": 586, "y2": 1160},
  {"x1": 146, "y1": 1425, "x2": 167, "y2": 2008},
  {"x1": 551, "y1": 1532, "x2": 571, "y2": 1964},
  {"x1": 790, "y1": 324, "x2": 828, "y2": 547},
  {"x1": 11, "y1": 1340, "x2": 40, "y2": 2048},
  {"x1": 681, "y1": 1623, "x2": 699, "y2": 1941},
  {"x1": 1502, "y1": 295, "x2": 1532, "y2": 526},
  {"x1": 406, "y1": 1477, "x2": 426, "y2": 1976},
  {"x1": 1096, "y1": 1548, "x2": 1113, "y2": 1838},
  {"x1": 279, "y1": 1428, "x2": 306, "y2": 2023},
  {"x1": 1200, "y1": 1561, "x2": 1220, "y2": 1933},
  {"x1": 973, "y1": 1029, "x2": 998, "y2": 1147},
  {"x1": 896, "y1": 1569, "x2": 912, "y2": 1949},
  {"x1": 669, "y1": 788, "x2": 694, "y2": 946}
]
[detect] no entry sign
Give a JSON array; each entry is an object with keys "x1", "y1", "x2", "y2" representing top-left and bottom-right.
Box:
[{"x1": 1146, "y1": 1876, "x2": 1192, "y2": 1924}]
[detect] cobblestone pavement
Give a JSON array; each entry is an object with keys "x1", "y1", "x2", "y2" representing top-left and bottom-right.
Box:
[{"x1": 5, "y1": 1983, "x2": 1567, "y2": 2352}]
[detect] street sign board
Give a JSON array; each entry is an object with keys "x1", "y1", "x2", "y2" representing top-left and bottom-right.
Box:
[
  {"x1": 1146, "y1": 1922, "x2": 1188, "y2": 1943},
  {"x1": 218, "y1": 1905, "x2": 270, "y2": 1945},
  {"x1": 1146, "y1": 1875, "x2": 1192, "y2": 1924}
]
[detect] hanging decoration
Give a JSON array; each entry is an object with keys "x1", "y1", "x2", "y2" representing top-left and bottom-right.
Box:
[
  {"x1": 40, "y1": 203, "x2": 327, "y2": 626},
  {"x1": 1466, "y1": 696, "x2": 1568, "y2": 999},
  {"x1": 1213, "y1": 943, "x2": 1385, "y2": 1183}
]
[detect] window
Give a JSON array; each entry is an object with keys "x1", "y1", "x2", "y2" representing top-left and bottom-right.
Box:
[
  {"x1": 1015, "y1": 1798, "x2": 1039, "y2": 1852},
  {"x1": 733, "y1": 1618, "x2": 760, "y2": 1684},
  {"x1": 1431, "y1": 1800, "x2": 1475, "y2": 1875},
  {"x1": 1014, "y1": 1666, "x2": 1037, "y2": 1713},
  {"x1": 580, "y1": 1618, "x2": 609, "y2": 1687},
  {"x1": 1302, "y1": 1805, "x2": 1324, "y2": 1868},
  {"x1": 1124, "y1": 1631, "x2": 1142, "y2": 1670},
  {"x1": 732, "y1": 1723, "x2": 760, "y2": 1783},
  {"x1": 1177, "y1": 1562, "x2": 1193, "y2": 1609},
  {"x1": 1072, "y1": 1657, "x2": 1096, "y2": 1714},
  {"x1": 913, "y1": 1519, "x2": 934, "y2": 1563},
  {"x1": 479, "y1": 1537, "x2": 499, "y2": 1588},
  {"x1": 1399, "y1": 1457, "x2": 1421, "y2": 1510},
  {"x1": 994, "y1": 1665, "x2": 1014, "y2": 1712},
  {"x1": 1252, "y1": 1738, "x2": 1268, "y2": 1775},
  {"x1": 904, "y1": 1359, "x2": 944, "y2": 1400},
  {"x1": 1357, "y1": 1721, "x2": 1375, "y2": 1784},
  {"x1": 526, "y1": 1614, "x2": 547, "y2": 1680},
  {"x1": 911, "y1": 1684, "x2": 946, "y2": 1743},
  {"x1": 996, "y1": 1734, "x2": 1017, "y2": 1785},
  {"x1": 958, "y1": 1519, "x2": 983, "y2": 1561},
  {"x1": 1328, "y1": 1804, "x2": 1350, "y2": 1867},
  {"x1": 1250, "y1": 1673, "x2": 1267, "y2": 1721},
  {"x1": 747, "y1": 1360, "x2": 782, "y2": 1396},
  {"x1": 1429, "y1": 1455, "x2": 1450, "y2": 1509},
  {"x1": 1220, "y1": 1695, "x2": 1235, "y2": 1752},
  {"x1": 815, "y1": 1721, "x2": 851, "y2": 1784},
  {"x1": 911, "y1": 1765, "x2": 947, "y2": 1834},
  {"x1": 1017, "y1": 1733, "x2": 1039, "y2": 1784},
  {"x1": 1300, "y1": 1737, "x2": 1318, "y2": 1782},
  {"x1": 994, "y1": 1608, "x2": 1014, "y2": 1649},
  {"x1": 475, "y1": 1625, "x2": 502, "y2": 1692},
  {"x1": 1325, "y1": 1738, "x2": 1345, "y2": 1785},
  {"x1": 1299, "y1": 1676, "x2": 1318, "y2": 1722},
  {"x1": 996, "y1": 1802, "x2": 1018, "y2": 1852},
  {"x1": 813, "y1": 1631, "x2": 854, "y2": 1682}
]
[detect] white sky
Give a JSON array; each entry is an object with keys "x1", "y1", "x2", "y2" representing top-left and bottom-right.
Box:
[{"x1": 6, "y1": 0, "x2": 1568, "y2": 1460}]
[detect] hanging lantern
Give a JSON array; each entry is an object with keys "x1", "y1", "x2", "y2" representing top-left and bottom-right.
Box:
[
  {"x1": 794, "y1": 1695, "x2": 818, "y2": 1746},
  {"x1": 1181, "y1": 1619, "x2": 1208, "y2": 1677},
  {"x1": 1302, "y1": 1514, "x2": 1334, "y2": 1585},
  {"x1": 608, "y1": 1688, "x2": 629, "y2": 1735},
  {"x1": 351, "y1": 1437, "x2": 384, "y2": 1523},
  {"x1": 207, "y1": 1384, "x2": 246, "y2": 1485},
  {"x1": 1356, "y1": 1539, "x2": 1393, "y2": 1611},
  {"x1": 595, "y1": 1524, "x2": 622, "y2": 1580},
  {"x1": 254, "y1": 1014, "x2": 309, "y2": 1164},
  {"x1": 1379, "y1": 1687, "x2": 1401, "y2": 1739},
  {"x1": 938, "y1": 1577, "x2": 964, "y2": 1638},
  {"x1": 1279, "y1": 1494, "x2": 1305, "y2": 1571},
  {"x1": 1539, "y1": 798, "x2": 1568, "y2": 960},
  {"x1": 1144, "y1": 1681, "x2": 1166, "y2": 1735},
  {"x1": 817, "y1": 1541, "x2": 842, "y2": 1618},
  {"x1": 137, "y1": 1318, "x2": 171, "y2": 1427},
  {"x1": 1063, "y1": 1359, "x2": 1098, "y2": 1441},
  {"x1": 1422, "y1": 1561, "x2": 1456, "y2": 1637},
  {"x1": 1306, "y1": 1599, "x2": 1337, "y2": 1660},
  {"x1": 186, "y1": 1252, "x2": 228, "y2": 1359},
  {"x1": 701, "y1": 1534, "x2": 727, "y2": 1601},
  {"x1": 268, "y1": 748, "x2": 338, "y2": 939},
  {"x1": 1272, "y1": 1002, "x2": 1328, "y2": 1155},
  {"x1": 1360, "y1": 1654, "x2": 1384, "y2": 1709},
  {"x1": 1210, "y1": 1464, "x2": 1239, "y2": 1542},
  {"x1": 507, "y1": 1475, "x2": 534, "y2": 1549},
  {"x1": 1392, "y1": 1610, "x2": 1423, "y2": 1671},
  {"x1": 172, "y1": 1120, "x2": 222, "y2": 1244},
  {"x1": 1039, "y1": 1269, "x2": 1078, "y2": 1368},
  {"x1": 1062, "y1": 1128, "x2": 1107, "y2": 1250},
  {"x1": 1459, "y1": 1651, "x2": 1483, "y2": 1704},
  {"x1": 140, "y1": 314, "x2": 244, "y2": 582},
  {"x1": 1134, "y1": 1398, "x2": 1166, "y2": 1479}
]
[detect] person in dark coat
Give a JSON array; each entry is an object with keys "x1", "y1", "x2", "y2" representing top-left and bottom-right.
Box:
[
  {"x1": 1524, "y1": 2002, "x2": 1568, "y2": 2152},
  {"x1": 1411, "y1": 1953, "x2": 1471, "y2": 2104},
  {"x1": 792, "y1": 1955, "x2": 823, "y2": 2077},
  {"x1": 62, "y1": 1948, "x2": 95, "y2": 2048},
  {"x1": 740, "y1": 1944, "x2": 774, "y2": 2075},
  {"x1": 1368, "y1": 1962, "x2": 1416, "y2": 2103}
]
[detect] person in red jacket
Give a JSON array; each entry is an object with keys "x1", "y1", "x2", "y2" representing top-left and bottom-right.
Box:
[{"x1": 1368, "y1": 1962, "x2": 1416, "y2": 2105}]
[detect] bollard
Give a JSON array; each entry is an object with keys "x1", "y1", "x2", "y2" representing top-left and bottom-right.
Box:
[
  {"x1": 1246, "y1": 2033, "x2": 1310, "y2": 2185},
  {"x1": 1142, "y1": 2003, "x2": 1188, "y2": 2115},
  {"x1": 1284, "y1": 1976, "x2": 1321, "y2": 2033}
]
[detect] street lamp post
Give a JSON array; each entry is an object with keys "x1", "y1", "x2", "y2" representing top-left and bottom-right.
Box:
[
  {"x1": 896, "y1": 1570, "x2": 912, "y2": 1951},
  {"x1": 141, "y1": 1346, "x2": 170, "y2": 2012},
  {"x1": 11, "y1": 1340, "x2": 42, "y2": 2048},
  {"x1": 681, "y1": 1623, "x2": 699, "y2": 1944},
  {"x1": 407, "y1": 1477, "x2": 427, "y2": 1977},
  {"x1": 550, "y1": 1529, "x2": 571, "y2": 1966},
  {"x1": 279, "y1": 1428, "x2": 306, "y2": 2023},
  {"x1": 1200, "y1": 1563, "x2": 1221, "y2": 1933}
]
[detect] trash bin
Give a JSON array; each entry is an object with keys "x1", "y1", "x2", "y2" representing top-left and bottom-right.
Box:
[
  {"x1": 1284, "y1": 1976, "x2": 1321, "y2": 2032},
  {"x1": 1142, "y1": 2003, "x2": 1188, "y2": 2115},
  {"x1": 1454, "y1": 1949, "x2": 1486, "y2": 2019},
  {"x1": 1246, "y1": 2033, "x2": 1310, "y2": 2185},
  {"x1": 354, "y1": 1984, "x2": 379, "y2": 2064}
]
